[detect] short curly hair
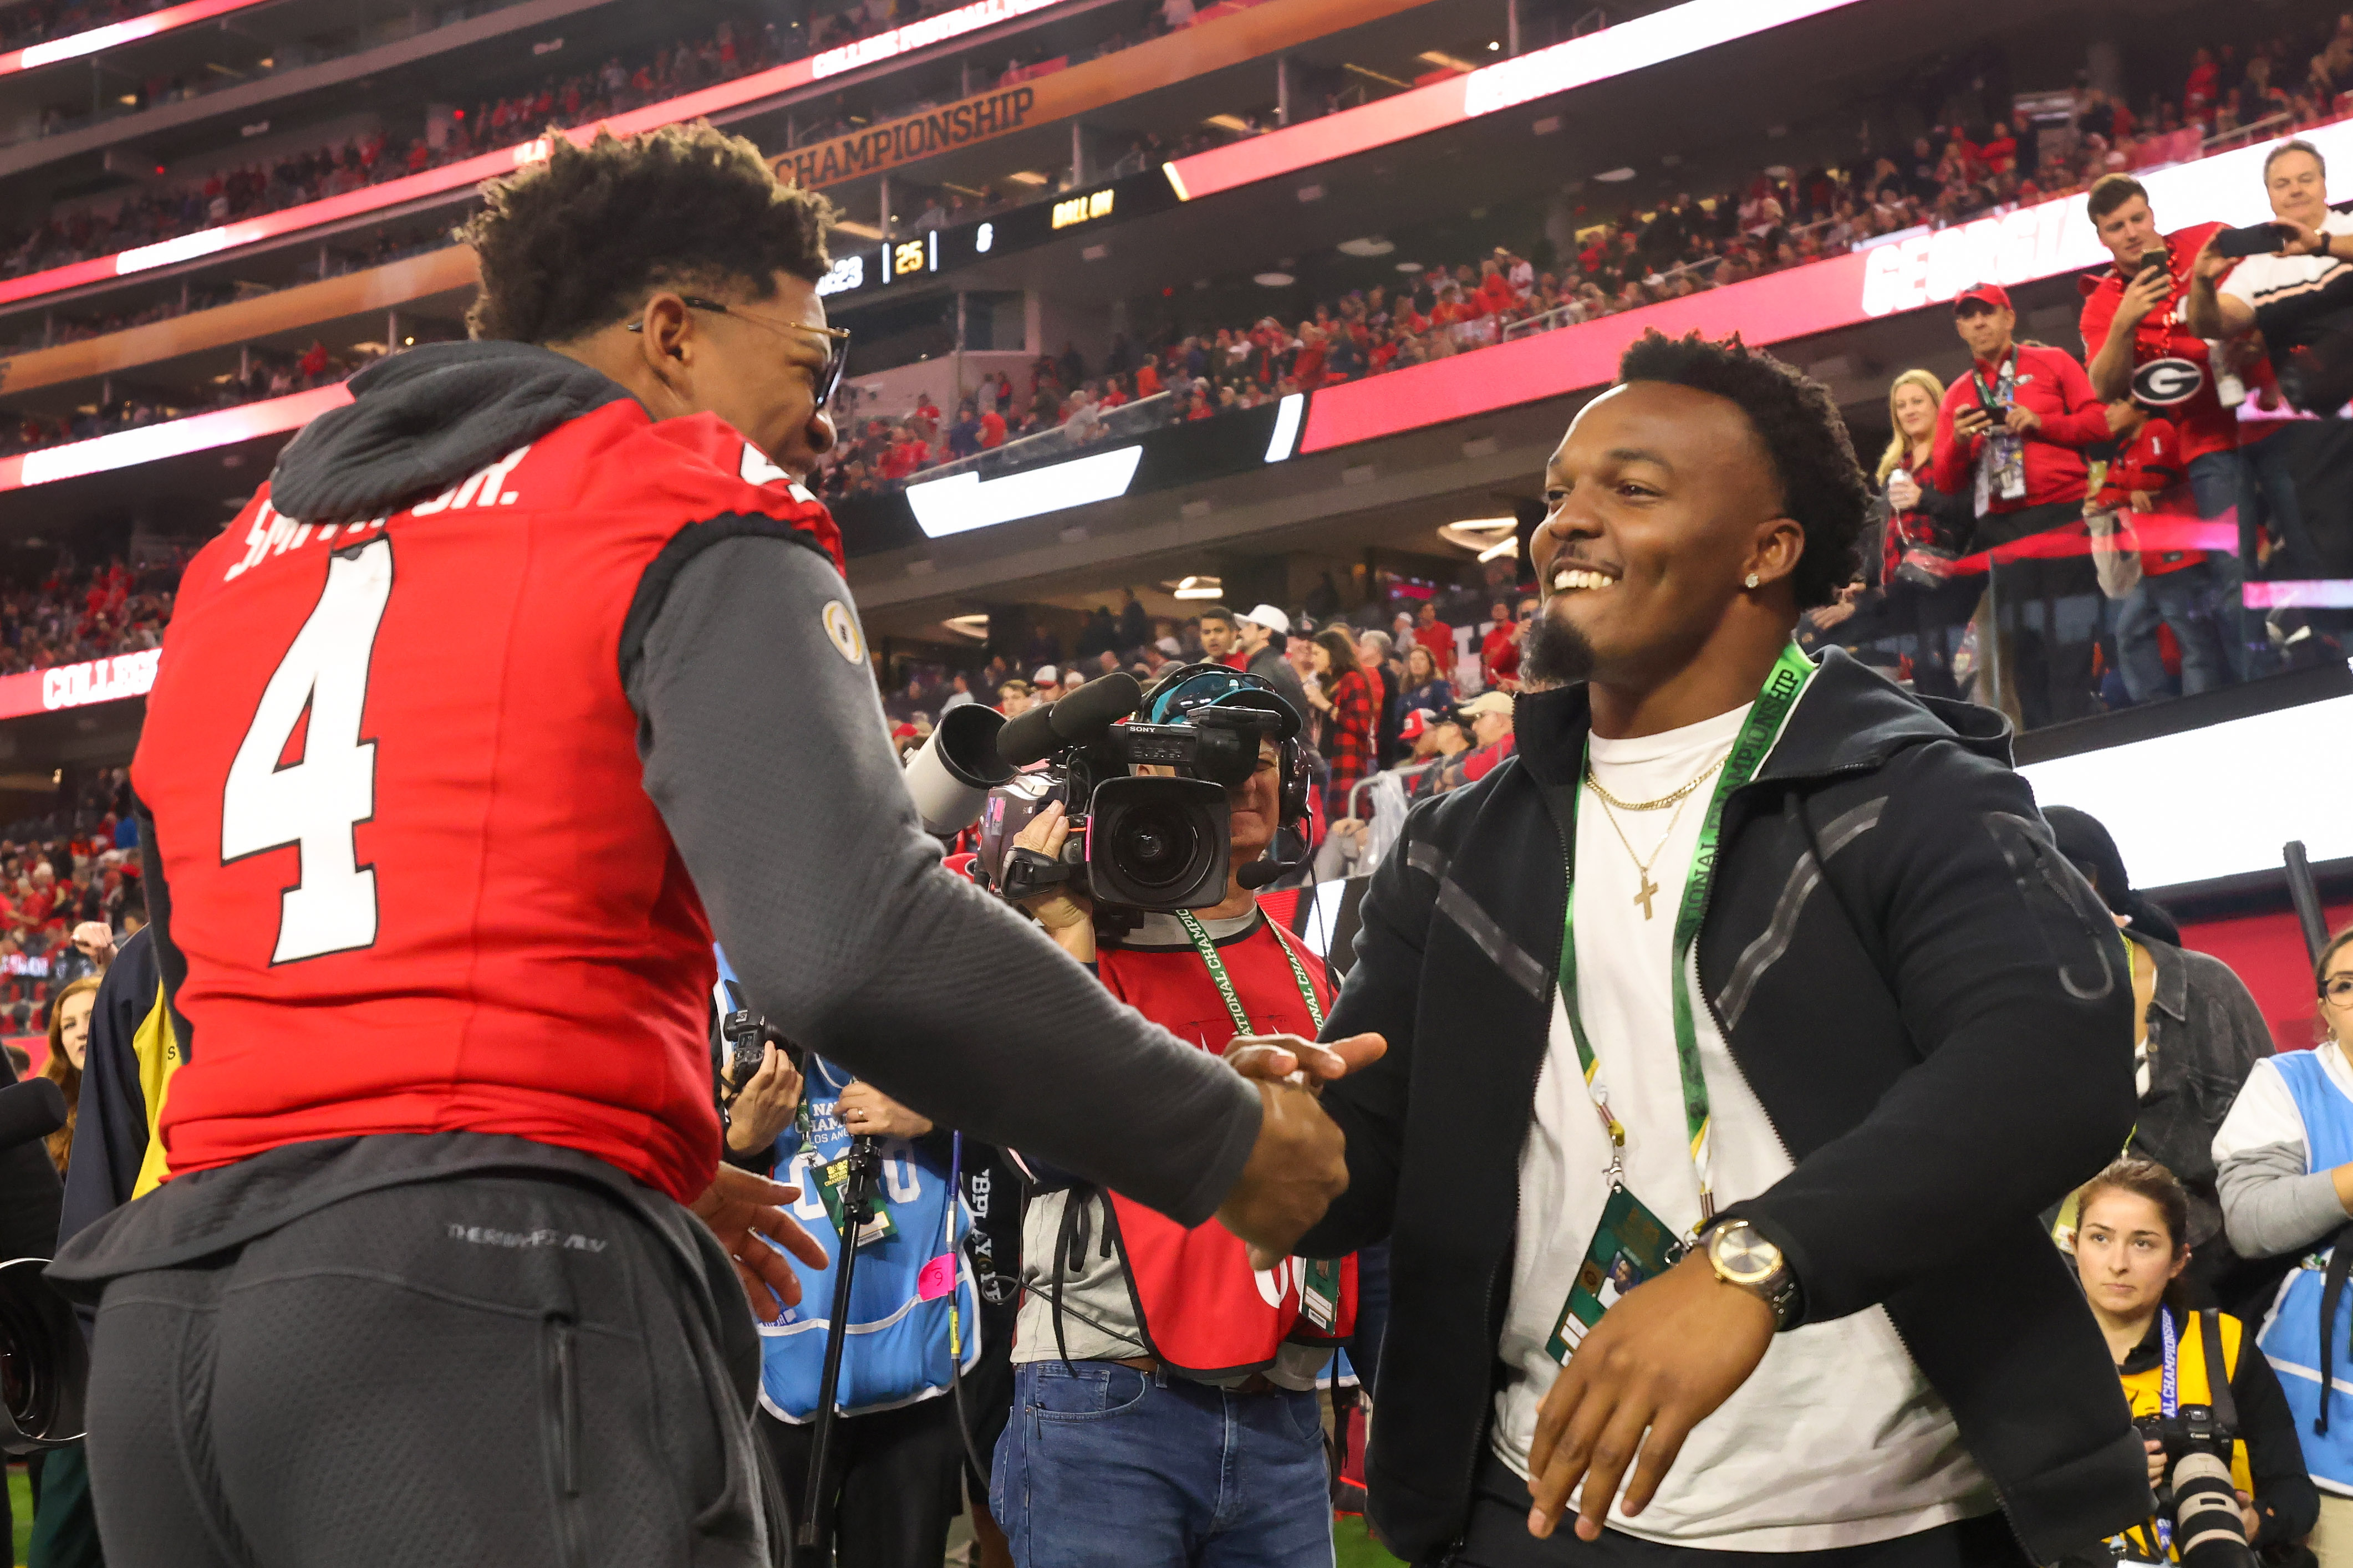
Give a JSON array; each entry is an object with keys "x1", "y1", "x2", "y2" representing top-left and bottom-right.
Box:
[
  {"x1": 461, "y1": 121, "x2": 836, "y2": 345},
  {"x1": 1615, "y1": 330, "x2": 1869, "y2": 610}
]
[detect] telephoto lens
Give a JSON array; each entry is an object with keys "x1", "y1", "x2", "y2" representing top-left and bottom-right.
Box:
[{"x1": 2166, "y1": 1451, "x2": 2257, "y2": 1568}]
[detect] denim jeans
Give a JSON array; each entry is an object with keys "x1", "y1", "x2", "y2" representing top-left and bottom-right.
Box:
[
  {"x1": 992, "y1": 1360, "x2": 1333, "y2": 1567},
  {"x1": 2114, "y1": 562, "x2": 2230, "y2": 702}
]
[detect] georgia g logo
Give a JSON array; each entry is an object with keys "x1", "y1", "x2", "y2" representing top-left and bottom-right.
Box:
[{"x1": 2132, "y1": 357, "x2": 2206, "y2": 407}]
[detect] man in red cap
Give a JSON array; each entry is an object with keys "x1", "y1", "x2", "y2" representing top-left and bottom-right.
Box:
[{"x1": 1931, "y1": 281, "x2": 2113, "y2": 726}]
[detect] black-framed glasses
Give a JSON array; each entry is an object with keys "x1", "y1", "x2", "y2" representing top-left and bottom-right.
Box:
[
  {"x1": 2327, "y1": 976, "x2": 2353, "y2": 1005},
  {"x1": 629, "y1": 295, "x2": 851, "y2": 410}
]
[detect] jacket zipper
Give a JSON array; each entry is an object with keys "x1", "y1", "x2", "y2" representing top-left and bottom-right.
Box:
[
  {"x1": 1694, "y1": 782, "x2": 2031, "y2": 1554},
  {"x1": 544, "y1": 1316, "x2": 583, "y2": 1568}
]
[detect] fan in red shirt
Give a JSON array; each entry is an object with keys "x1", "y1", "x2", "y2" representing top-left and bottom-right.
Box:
[
  {"x1": 1929, "y1": 282, "x2": 2114, "y2": 726},
  {"x1": 1411, "y1": 600, "x2": 1456, "y2": 681},
  {"x1": 2093, "y1": 403, "x2": 2230, "y2": 701},
  {"x1": 1479, "y1": 597, "x2": 1522, "y2": 691}
]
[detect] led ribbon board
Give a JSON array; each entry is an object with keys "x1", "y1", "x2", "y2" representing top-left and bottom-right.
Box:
[{"x1": 904, "y1": 446, "x2": 1144, "y2": 537}]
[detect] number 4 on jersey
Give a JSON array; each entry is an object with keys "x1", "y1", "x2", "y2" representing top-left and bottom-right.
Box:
[{"x1": 221, "y1": 537, "x2": 394, "y2": 964}]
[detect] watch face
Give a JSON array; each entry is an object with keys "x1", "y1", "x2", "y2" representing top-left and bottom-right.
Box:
[{"x1": 1710, "y1": 1223, "x2": 1784, "y2": 1286}]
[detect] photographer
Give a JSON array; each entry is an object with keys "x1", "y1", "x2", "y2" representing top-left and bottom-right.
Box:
[
  {"x1": 994, "y1": 668, "x2": 1369, "y2": 1568},
  {"x1": 48, "y1": 124, "x2": 1359, "y2": 1568},
  {"x1": 2187, "y1": 138, "x2": 2353, "y2": 583},
  {"x1": 1932, "y1": 282, "x2": 2115, "y2": 727},
  {"x1": 2071, "y1": 1158, "x2": 2314, "y2": 1564}
]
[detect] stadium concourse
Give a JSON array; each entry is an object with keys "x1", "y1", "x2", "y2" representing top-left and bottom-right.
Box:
[{"x1": 2, "y1": 0, "x2": 2353, "y2": 1565}]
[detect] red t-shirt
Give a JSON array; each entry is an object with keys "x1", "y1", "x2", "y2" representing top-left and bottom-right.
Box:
[
  {"x1": 1481, "y1": 625, "x2": 1520, "y2": 686},
  {"x1": 978, "y1": 412, "x2": 1006, "y2": 448},
  {"x1": 2093, "y1": 416, "x2": 2204, "y2": 574},
  {"x1": 2078, "y1": 222, "x2": 2238, "y2": 466},
  {"x1": 1414, "y1": 621, "x2": 1455, "y2": 673}
]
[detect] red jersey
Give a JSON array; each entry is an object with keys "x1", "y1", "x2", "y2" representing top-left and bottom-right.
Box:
[
  {"x1": 2092, "y1": 416, "x2": 2203, "y2": 575},
  {"x1": 2078, "y1": 222, "x2": 2238, "y2": 466},
  {"x1": 132, "y1": 402, "x2": 843, "y2": 1204}
]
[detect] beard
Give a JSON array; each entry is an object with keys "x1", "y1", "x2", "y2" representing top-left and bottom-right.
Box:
[{"x1": 1519, "y1": 601, "x2": 1596, "y2": 690}]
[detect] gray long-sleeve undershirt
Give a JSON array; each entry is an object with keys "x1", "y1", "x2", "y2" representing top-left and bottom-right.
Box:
[
  {"x1": 627, "y1": 535, "x2": 1261, "y2": 1227},
  {"x1": 2219, "y1": 1141, "x2": 2351, "y2": 1261}
]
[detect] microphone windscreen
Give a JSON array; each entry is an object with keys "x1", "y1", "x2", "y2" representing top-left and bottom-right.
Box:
[
  {"x1": 0, "y1": 1078, "x2": 65, "y2": 1156},
  {"x1": 1046, "y1": 673, "x2": 1143, "y2": 745},
  {"x1": 995, "y1": 706, "x2": 1065, "y2": 769}
]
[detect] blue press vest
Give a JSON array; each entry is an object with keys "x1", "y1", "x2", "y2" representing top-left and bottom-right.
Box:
[
  {"x1": 712, "y1": 951, "x2": 980, "y2": 1421},
  {"x1": 2255, "y1": 1047, "x2": 2353, "y2": 1492}
]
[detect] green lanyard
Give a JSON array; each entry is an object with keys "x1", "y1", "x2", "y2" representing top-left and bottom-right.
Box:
[
  {"x1": 1967, "y1": 345, "x2": 2016, "y2": 415},
  {"x1": 1555, "y1": 642, "x2": 1815, "y2": 1228},
  {"x1": 1175, "y1": 909, "x2": 1326, "y2": 1039}
]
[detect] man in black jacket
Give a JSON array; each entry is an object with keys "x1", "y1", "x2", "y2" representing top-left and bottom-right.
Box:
[{"x1": 1302, "y1": 332, "x2": 2148, "y2": 1566}]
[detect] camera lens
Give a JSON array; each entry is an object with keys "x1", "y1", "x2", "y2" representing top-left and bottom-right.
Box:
[{"x1": 1113, "y1": 803, "x2": 1201, "y2": 890}]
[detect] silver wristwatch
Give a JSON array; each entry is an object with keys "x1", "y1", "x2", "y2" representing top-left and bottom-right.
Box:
[{"x1": 1701, "y1": 1219, "x2": 1801, "y2": 1330}]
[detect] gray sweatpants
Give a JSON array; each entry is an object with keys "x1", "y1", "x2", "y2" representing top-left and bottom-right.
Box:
[{"x1": 81, "y1": 1172, "x2": 776, "y2": 1568}]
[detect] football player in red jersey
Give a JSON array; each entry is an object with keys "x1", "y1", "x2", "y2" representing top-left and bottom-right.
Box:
[{"x1": 49, "y1": 124, "x2": 1377, "y2": 1568}]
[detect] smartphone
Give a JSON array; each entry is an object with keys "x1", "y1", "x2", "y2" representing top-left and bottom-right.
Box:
[
  {"x1": 2137, "y1": 248, "x2": 2169, "y2": 279},
  {"x1": 2214, "y1": 222, "x2": 2292, "y2": 258}
]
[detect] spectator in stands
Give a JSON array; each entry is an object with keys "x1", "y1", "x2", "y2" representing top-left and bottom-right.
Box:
[
  {"x1": 1931, "y1": 282, "x2": 2112, "y2": 727},
  {"x1": 1355, "y1": 629, "x2": 1399, "y2": 763},
  {"x1": 1193, "y1": 605, "x2": 1242, "y2": 671},
  {"x1": 2213, "y1": 922, "x2": 2353, "y2": 1555},
  {"x1": 41, "y1": 974, "x2": 98, "y2": 1178},
  {"x1": 1824, "y1": 370, "x2": 1978, "y2": 696},
  {"x1": 1303, "y1": 629, "x2": 1374, "y2": 816},
  {"x1": 1411, "y1": 600, "x2": 1455, "y2": 684},
  {"x1": 1454, "y1": 691, "x2": 1515, "y2": 784},
  {"x1": 2071, "y1": 1158, "x2": 2316, "y2": 1560},
  {"x1": 2080, "y1": 172, "x2": 2253, "y2": 680},
  {"x1": 996, "y1": 678, "x2": 1033, "y2": 718},
  {"x1": 940, "y1": 671, "x2": 976, "y2": 711},
  {"x1": 1479, "y1": 599, "x2": 1522, "y2": 692},
  {"x1": 1398, "y1": 642, "x2": 1452, "y2": 717},
  {"x1": 2191, "y1": 138, "x2": 2353, "y2": 591},
  {"x1": 2044, "y1": 806, "x2": 2271, "y2": 1312},
  {"x1": 1232, "y1": 604, "x2": 1306, "y2": 714},
  {"x1": 2091, "y1": 402, "x2": 2231, "y2": 701}
]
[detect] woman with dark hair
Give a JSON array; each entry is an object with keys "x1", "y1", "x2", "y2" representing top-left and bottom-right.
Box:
[
  {"x1": 2071, "y1": 1157, "x2": 2315, "y2": 1562},
  {"x1": 1397, "y1": 641, "x2": 1452, "y2": 717},
  {"x1": 2045, "y1": 805, "x2": 2273, "y2": 1310},
  {"x1": 1303, "y1": 628, "x2": 1374, "y2": 816},
  {"x1": 40, "y1": 974, "x2": 99, "y2": 1176},
  {"x1": 2216, "y1": 923, "x2": 2353, "y2": 1562}
]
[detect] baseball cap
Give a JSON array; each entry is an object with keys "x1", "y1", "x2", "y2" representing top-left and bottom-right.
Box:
[
  {"x1": 1032, "y1": 665, "x2": 1058, "y2": 684},
  {"x1": 1399, "y1": 707, "x2": 1434, "y2": 741},
  {"x1": 1953, "y1": 282, "x2": 2011, "y2": 314},
  {"x1": 1241, "y1": 603, "x2": 1292, "y2": 637},
  {"x1": 1457, "y1": 691, "x2": 1514, "y2": 719}
]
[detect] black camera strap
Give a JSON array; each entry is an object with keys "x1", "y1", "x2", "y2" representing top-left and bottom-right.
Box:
[
  {"x1": 2318, "y1": 1223, "x2": 2353, "y2": 1434},
  {"x1": 2201, "y1": 1306, "x2": 2238, "y2": 1437}
]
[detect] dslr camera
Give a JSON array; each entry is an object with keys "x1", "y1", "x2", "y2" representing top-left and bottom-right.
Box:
[
  {"x1": 2132, "y1": 1408, "x2": 2257, "y2": 1568},
  {"x1": 900, "y1": 665, "x2": 1308, "y2": 912}
]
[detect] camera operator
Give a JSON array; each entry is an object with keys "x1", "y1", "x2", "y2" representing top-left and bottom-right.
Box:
[
  {"x1": 1932, "y1": 282, "x2": 2116, "y2": 727},
  {"x1": 2070, "y1": 1158, "x2": 2315, "y2": 1565},
  {"x1": 994, "y1": 670, "x2": 1371, "y2": 1568},
  {"x1": 2187, "y1": 138, "x2": 2353, "y2": 584},
  {"x1": 47, "y1": 123, "x2": 1362, "y2": 1568},
  {"x1": 2080, "y1": 173, "x2": 2252, "y2": 681}
]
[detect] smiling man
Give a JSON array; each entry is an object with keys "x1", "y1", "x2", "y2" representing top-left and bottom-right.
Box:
[{"x1": 1298, "y1": 331, "x2": 2147, "y2": 1567}]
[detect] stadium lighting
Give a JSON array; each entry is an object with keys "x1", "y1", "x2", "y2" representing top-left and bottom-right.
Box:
[
  {"x1": 1168, "y1": 576, "x2": 1224, "y2": 600},
  {"x1": 0, "y1": 384, "x2": 352, "y2": 493},
  {"x1": 0, "y1": 0, "x2": 276, "y2": 75},
  {"x1": 940, "y1": 613, "x2": 992, "y2": 640},
  {"x1": 905, "y1": 446, "x2": 1144, "y2": 537}
]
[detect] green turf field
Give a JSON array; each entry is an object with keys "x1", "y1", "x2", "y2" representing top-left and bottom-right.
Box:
[
  {"x1": 10, "y1": 1462, "x2": 29, "y2": 1566},
  {"x1": 1335, "y1": 1512, "x2": 1408, "y2": 1566}
]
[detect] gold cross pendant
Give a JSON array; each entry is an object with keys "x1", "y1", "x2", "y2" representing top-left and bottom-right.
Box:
[{"x1": 1633, "y1": 871, "x2": 1659, "y2": 920}]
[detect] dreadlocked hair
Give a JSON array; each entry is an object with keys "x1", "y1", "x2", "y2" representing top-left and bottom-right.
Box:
[
  {"x1": 461, "y1": 121, "x2": 836, "y2": 345},
  {"x1": 1615, "y1": 330, "x2": 1871, "y2": 610}
]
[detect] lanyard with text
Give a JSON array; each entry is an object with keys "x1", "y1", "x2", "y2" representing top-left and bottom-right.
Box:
[
  {"x1": 1176, "y1": 910, "x2": 1326, "y2": 1039},
  {"x1": 1555, "y1": 641, "x2": 1815, "y2": 1229},
  {"x1": 1968, "y1": 345, "x2": 2018, "y2": 414},
  {"x1": 2154, "y1": 1307, "x2": 2182, "y2": 1558}
]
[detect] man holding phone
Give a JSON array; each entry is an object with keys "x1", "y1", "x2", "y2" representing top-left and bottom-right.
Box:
[
  {"x1": 2078, "y1": 172, "x2": 2249, "y2": 686},
  {"x1": 1931, "y1": 283, "x2": 2113, "y2": 726}
]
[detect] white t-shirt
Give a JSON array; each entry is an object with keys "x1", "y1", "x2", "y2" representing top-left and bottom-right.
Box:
[
  {"x1": 2219, "y1": 210, "x2": 2353, "y2": 318},
  {"x1": 1491, "y1": 701, "x2": 1994, "y2": 1549}
]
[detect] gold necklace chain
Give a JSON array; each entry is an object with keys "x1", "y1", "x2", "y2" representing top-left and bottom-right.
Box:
[
  {"x1": 1583, "y1": 752, "x2": 1727, "y2": 813},
  {"x1": 1590, "y1": 783, "x2": 1697, "y2": 876}
]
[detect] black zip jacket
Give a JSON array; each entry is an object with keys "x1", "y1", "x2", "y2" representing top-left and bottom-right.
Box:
[{"x1": 1300, "y1": 649, "x2": 2149, "y2": 1564}]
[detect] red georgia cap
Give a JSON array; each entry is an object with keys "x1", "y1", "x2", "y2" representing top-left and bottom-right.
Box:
[{"x1": 1953, "y1": 282, "x2": 2011, "y2": 313}]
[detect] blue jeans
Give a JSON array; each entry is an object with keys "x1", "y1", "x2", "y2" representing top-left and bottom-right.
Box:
[
  {"x1": 992, "y1": 1360, "x2": 1333, "y2": 1567},
  {"x1": 2186, "y1": 449, "x2": 2257, "y2": 681},
  {"x1": 2114, "y1": 561, "x2": 2230, "y2": 701}
]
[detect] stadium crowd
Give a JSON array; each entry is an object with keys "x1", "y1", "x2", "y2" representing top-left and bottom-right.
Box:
[{"x1": 0, "y1": 554, "x2": 186, "y2": 676}]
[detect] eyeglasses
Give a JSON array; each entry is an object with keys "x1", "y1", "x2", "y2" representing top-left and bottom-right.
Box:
[
  {"x1": 2327, "y1": 976, "x2": 2353, "y2": 1005},
  {"x1": 628, "y1": 295, "x2": 851, "y2": 410}
]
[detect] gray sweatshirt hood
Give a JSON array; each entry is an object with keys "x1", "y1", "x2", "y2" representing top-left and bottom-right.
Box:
[{"x1": 268, "y1": 340, "x2": 633, "y2": 523}]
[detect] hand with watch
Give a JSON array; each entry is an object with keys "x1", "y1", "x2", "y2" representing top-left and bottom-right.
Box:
[{"x1": 1522, "y1": 1217, "x2": 1802, "y2": 1546}]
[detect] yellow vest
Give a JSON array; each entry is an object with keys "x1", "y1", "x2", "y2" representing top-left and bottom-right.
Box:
[
  {"x1": 2113, "y1": 1310, "x2": 2254, "y2": 1561},
  {"x1": 128, "y1": 975, "x2": 180, "y2": 1199}
]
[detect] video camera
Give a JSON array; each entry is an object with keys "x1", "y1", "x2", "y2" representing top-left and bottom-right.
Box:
[
  {"x1": 900, "y1": 665, "x2": 1310, "y2": 912},
  {"x1": 0, "y1": 1076, "x2": 88, "y2": 1454}
]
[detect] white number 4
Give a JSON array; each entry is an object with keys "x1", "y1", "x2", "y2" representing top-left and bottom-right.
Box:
[{"x1": 222, "y1": 538, "x2": 393, "y2": 964}]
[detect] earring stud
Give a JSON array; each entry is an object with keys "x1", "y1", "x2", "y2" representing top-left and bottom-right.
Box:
[{"x1": 1745, "y1": 572, "x2": 1760, "y2": 589}]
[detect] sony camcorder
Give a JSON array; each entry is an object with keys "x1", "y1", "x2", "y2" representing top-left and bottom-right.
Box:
[{"x1": 902, "y1": 665, "x2": 1309, "y2": 912}]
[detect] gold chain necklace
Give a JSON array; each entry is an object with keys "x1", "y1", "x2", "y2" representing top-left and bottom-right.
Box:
[
  {"x1": 1584, "y1": 752, "x2": 1727, "y2": 920},
  {"x1": 1583, "y1": 752, "x2": 1726, "y2": 813}
]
